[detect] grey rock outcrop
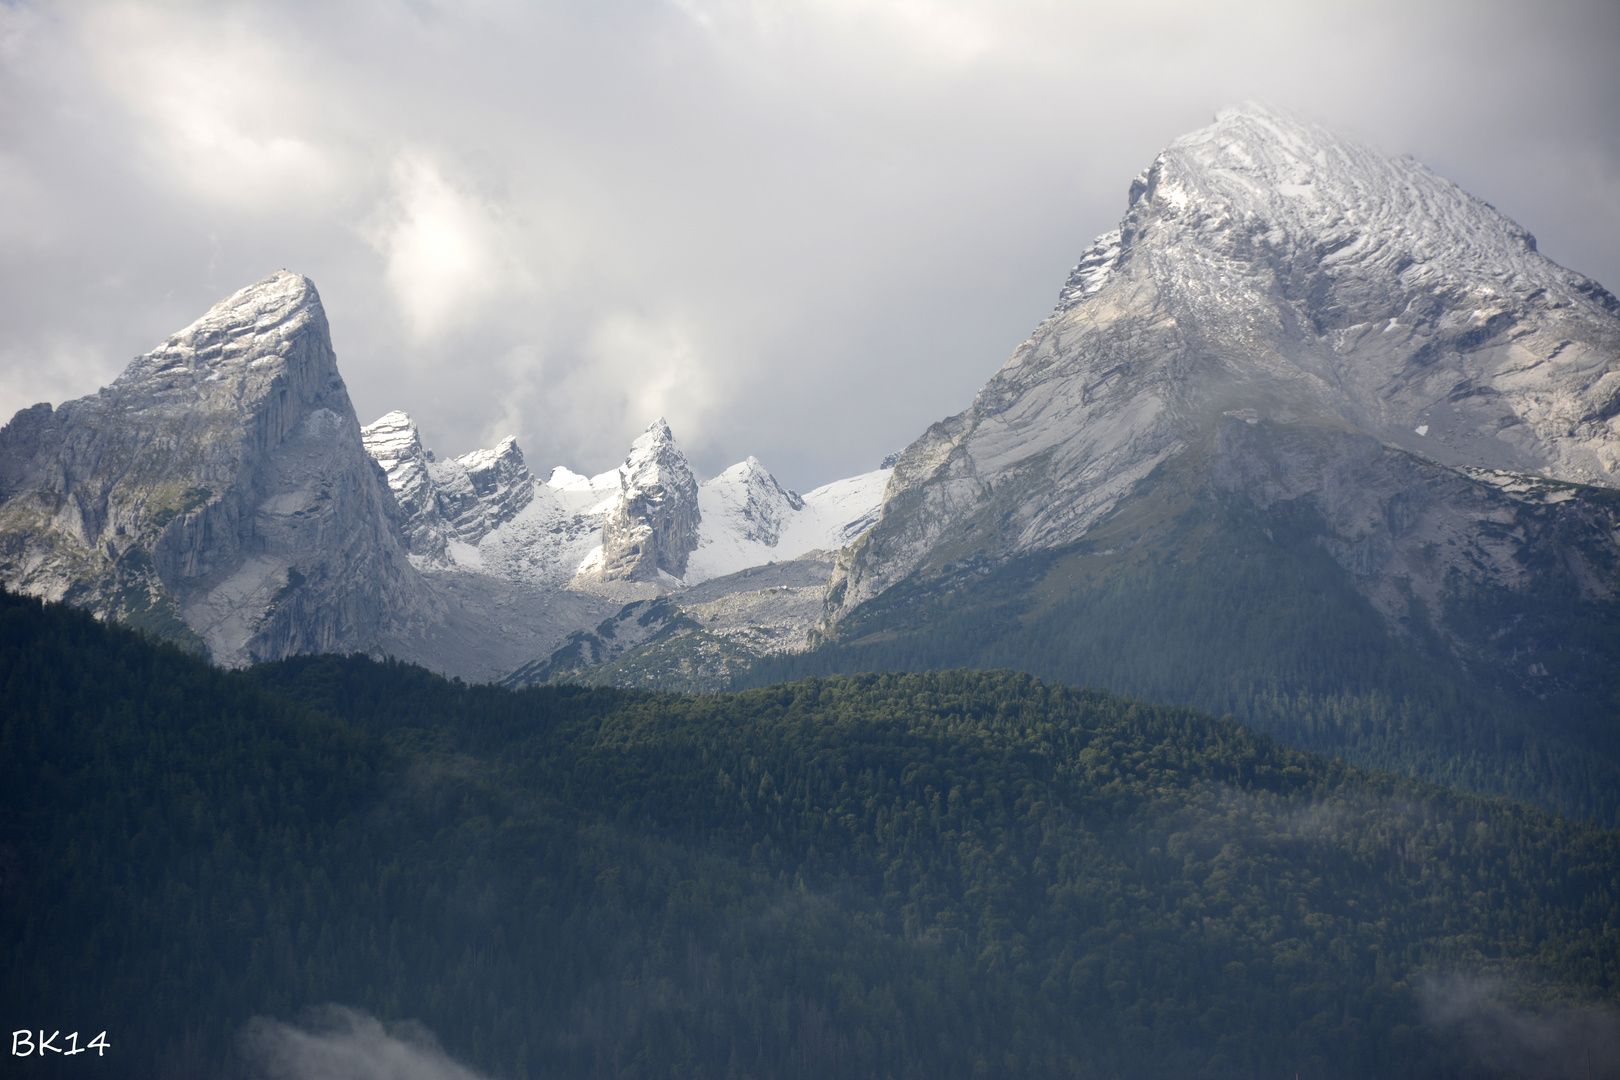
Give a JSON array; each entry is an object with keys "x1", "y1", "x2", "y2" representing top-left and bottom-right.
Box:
[
  {"x1": 360, "y1": 411, "x2": 450, "y2": 560},
  {"x1": 0, "y1": 271, "x2": 422, "y2": 665},
  {"x1": 600, "y1": 419, "x2": 701, "y2": 581},
  {"x1": 360, "y1": 411, "x2": 537, "y2": 558},
  {"x1": 432, "y1": 437, "x2": 535, "y2": 544},
  {"x1": 828, "y1": 103, "x2": 1620, "y2": 624}
]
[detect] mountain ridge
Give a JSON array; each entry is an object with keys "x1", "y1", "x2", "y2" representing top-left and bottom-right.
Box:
[
  {"x1": 0, "y1": 280, "x2": 889, "y2": 678},
  {"x1": 1, "y1": 106, "x2": 1615, "y2": 821}
]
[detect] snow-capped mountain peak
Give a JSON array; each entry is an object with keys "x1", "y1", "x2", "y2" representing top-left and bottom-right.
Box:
[
  {"x1": 683, "y1": 459, "x2": 890, "y2": 586},
  {"x1": 830, "y1": 103, "x2": 1620, "y2": 620},
  {"x1": 1146, "y1": 102, "x2": 1572, "y2": 308},
  {"x1": 702, "y1": 456, "x2": 805, "y2": 547},
  {"x1": 618, "y1": 418, "x2": 686, "y2": 488}
]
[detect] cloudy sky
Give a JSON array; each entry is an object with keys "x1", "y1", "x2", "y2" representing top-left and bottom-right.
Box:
[{"x1": 2, "y1": 0, "x2": 1616, "y2": 490}]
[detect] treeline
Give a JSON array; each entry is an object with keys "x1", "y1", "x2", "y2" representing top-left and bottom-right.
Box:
[{"x1": 2, "y1": 589, "x2": 1618, "y2": 1078}]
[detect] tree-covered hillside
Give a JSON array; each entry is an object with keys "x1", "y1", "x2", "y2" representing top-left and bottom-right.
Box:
[
  {"x1": 744, "y1": 453, "x2": 1620, "y2": 826},
  {"x1": 2, "y1": 589, "x2": 1617, "y2": 1078}
]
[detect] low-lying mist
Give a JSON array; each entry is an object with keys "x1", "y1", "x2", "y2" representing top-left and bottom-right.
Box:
[{"x1": 244, "y1": 1006, "x2": 488, "y2": 1080}]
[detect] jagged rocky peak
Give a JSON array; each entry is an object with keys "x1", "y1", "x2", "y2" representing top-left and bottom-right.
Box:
[
  {"x1": 362, "y1": 413, "x2": 537, "y2": 553},
  {"x1": 601, "y1": 418, "x2": 701, "y2": 581},
  {"x1": 432, "y1": 436, "x2": 535, "y2": 544},
  {"x1": 0, "y1": 270, "x2": 419, "y2": 665},
  {"x1": 361, "y1": 411, "x2": 446, "y2": 556},
  {"x1": 828, "y1": 104, "x2": 1620, "y2": 620},
  {"x1": 701, "y1": 456, "x2": 804, "y2": 548},
  {"x1": 452, "y1": 436, "x2": 532, "y2": 504}
]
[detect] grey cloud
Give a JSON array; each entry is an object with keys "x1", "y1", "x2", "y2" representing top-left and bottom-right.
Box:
[
  {"x1": 243, "y1": 1005, "x2": 488, "y2": 1080},
  {"x1": 2, "y1": 1, "x2": 1616, "y2": 491}
]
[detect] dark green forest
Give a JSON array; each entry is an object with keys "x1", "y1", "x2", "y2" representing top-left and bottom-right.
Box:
[
  {"x1": 743, "y1": 464, "x2": 1620, "y2": 827},
  {"x1": 3, "y1": 589, "x2": 1618, "y2": 1078}
]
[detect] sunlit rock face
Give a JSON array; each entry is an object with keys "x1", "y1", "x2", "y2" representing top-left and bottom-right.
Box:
[
  {"x1": 828, "y1": 103, "x2": 1620, "y2": 623},
  {"x1": 0, "y1": 271, "x2": 423, "y2": 665},
  {"x1": 360, "y1": 411, "x2": 449, "y2": 561},
  {"x1": 600, "y1": 419, "x2": 701, "y2": 582},
  {"x1": 361, "y1": 412, "x2": 538, "y2": 561}
]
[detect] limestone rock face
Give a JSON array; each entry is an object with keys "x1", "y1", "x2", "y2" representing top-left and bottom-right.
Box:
[
  {"x1": 828, "y1": 103, "x2": 1620, "y2": 623},
  {"x1": 361, "y1": 412, "x2": 537, "y2": 558},
  {"x1": 0, "y1": 271, "x2": 422, "y2": 665},
  {"x1": 432, "y1": 437, "x2": 536, "y2": 544},
  {"x1": 360, "y1": 411, "x2": 450, "y2": 560},
  {"x1": 600, "y1": 419, "x2": 701, "y2": 581}
]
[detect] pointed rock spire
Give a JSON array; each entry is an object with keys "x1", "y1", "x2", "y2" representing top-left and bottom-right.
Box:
[
  {"x1": 601, "y1": 418, "x2": 701, "y2": 581},
  {"x1": 361, "y1": 411, "x2": 448, "y2": 558},
  {"x1": 0, "y1": 270, "x2": 418, "y2": 665}
]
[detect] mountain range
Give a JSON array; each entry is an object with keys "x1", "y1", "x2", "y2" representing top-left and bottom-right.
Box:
[
  {"x1": 2, "y1": 103, "x2": 1616, "y2": 819},
  {"x1": 0, "y1": 270, "x2": 889, "y2": 681}
]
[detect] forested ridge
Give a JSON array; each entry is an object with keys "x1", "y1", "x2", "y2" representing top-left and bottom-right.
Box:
[
  {"x1": 2, "y1": 589, "x2": 1617, "y2": 1078},
  {"x1": 743, "y1": 472, "x2": 1620, "y2": 826}
]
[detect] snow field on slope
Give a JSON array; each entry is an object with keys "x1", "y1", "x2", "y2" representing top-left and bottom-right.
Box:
[{"x1": 681, "y1": 467, "x2": 891, "y2": 585}]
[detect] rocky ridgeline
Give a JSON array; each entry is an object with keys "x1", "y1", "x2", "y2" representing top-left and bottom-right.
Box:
[
  {"x1": 0, "y1": 271, "x2": 420, "y2": 666},
  {"x1": 0, "y1": 263, "x2": 875, "y2": 678},
  {"x1": 360, "y1": 413, "x2": 717, "y2": 589},
  {"x1": 10, "y1": 105, "x2": 1607, "y2": 688},
  {"x1": 360, "y1": 411, "x2": 538, "y2": 560}
]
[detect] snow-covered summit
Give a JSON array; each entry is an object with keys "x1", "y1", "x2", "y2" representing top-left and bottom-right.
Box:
[
  {"x1": 547, "y1": 464, "x2": 618, "y2": 495},
  {"x1": 685, "y1": 463, "x2": 890, "y2": 585},
  {"x1": 703, "y1": 456, "x2": 805, "y2": 547},
  {"x1": 1149, "y1": 103, "x2": 1595, "y2": 310},
  {"x1": 1054, "y1": 103, "x2": 1614, "y2": 326},
  {"x1": 120, "y1": 269, "x2": 324, "y2": 389}
]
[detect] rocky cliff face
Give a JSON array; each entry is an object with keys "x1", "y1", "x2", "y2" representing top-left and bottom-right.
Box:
[
  {"x1": 360, "y1": 411, "x2": 538, "y2": 559},
  {"x1": 0, "y1": 271, "x2": 422, "y2": 665},
  {"x1": 360, "y1": 411, "x2": 450, "y2": 560},
  {"x1": 828, "y1": 103, "x2": 1620, "y2": 626},
  {"x1": 432, "y1": 437, "x2": 536, "y2": 543},
  {"x1": 600, "y1": 419, "x2": 701, "y2": 581}
]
